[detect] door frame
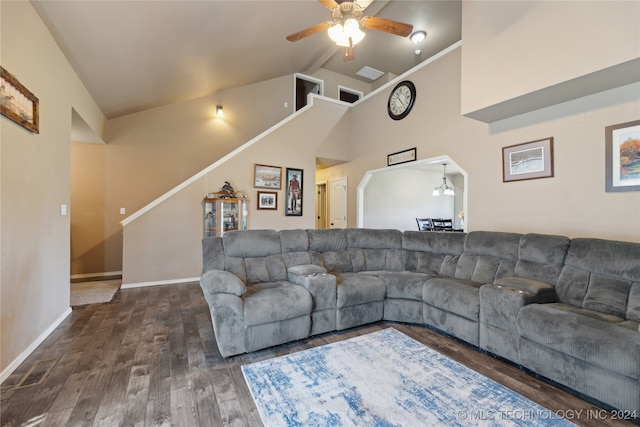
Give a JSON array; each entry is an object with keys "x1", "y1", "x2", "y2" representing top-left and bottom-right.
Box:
[{"x1": 315, "y1": 181, "x2": 328, "y2": 229}]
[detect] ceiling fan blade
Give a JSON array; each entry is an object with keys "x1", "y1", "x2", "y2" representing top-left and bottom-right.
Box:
[
  {"x1": 318, "y1": 0, "x2": 339, "y2": 10},
  {"x1": 343, "y1": 46, "x2": 355, "y2": 62},
  {"x1": 286, "y1": 22, "x2": 331, "y2": 42},
  {"x1": 361, "y1": 16, "x2": 413, "y2": 37}
]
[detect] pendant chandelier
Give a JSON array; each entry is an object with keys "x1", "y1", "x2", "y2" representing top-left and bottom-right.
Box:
[{"x1": 432, "y1": 163, "x2": 455, "y2": 196}]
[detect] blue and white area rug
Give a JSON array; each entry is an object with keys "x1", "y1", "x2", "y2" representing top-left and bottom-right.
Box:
[{"x1": 242, "y1": 328, "x2": 576, "y2": 426}]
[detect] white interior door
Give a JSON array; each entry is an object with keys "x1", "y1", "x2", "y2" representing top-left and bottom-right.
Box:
[{"x1": 329, "y1": 177, "x2": 348, "y2": 228}]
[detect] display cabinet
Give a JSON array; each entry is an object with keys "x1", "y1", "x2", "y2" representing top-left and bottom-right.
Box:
[{"x1": 203, "y1": 197, "x2": 248, "y2": 237}]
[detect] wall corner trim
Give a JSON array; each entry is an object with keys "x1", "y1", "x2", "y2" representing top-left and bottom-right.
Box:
[{"x1": 0, "y1": 308, "x2": 72, "y2": 384}]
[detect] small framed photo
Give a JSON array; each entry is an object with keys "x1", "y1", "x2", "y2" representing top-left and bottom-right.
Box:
[
  {"x1": 257, "y1": 191, "x2": 277, "y2": 210},
  {"x1": 605, "y1": 120, "x2": 640, "y2": 192},
  {"x1": 1, "y1": 66, "x2": 39, "y2": 134},
  {"x1": 254, "y1": 164, "x2": 282, "y2": 189},
  {"x1": 285, "y1": 168, "x2": 303, "y2": 216},
  {"x1": 387, "y1": 147, "x2": 416, "y2": 166},
  {"x1": 502, "y1": 137, "x2": 554, "y2": 182}
]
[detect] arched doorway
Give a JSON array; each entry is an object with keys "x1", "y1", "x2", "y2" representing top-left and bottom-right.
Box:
[{"x1": 357, "y1": 156, "x2": 467, "y2": 231}]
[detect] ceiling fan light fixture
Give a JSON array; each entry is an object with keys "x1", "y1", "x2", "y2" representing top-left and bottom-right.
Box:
[
  {"x1": 410, "y1": 30, "x2": 427, "y2": 44},
  {"x1": 328, "y1": 19, "x2": 365, "y2": 47}
]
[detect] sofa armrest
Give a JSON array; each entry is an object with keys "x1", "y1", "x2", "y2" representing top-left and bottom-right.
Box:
[
  {"x1": 287, "y1": 265, "x2": 335, "y2": 311},
  {"x1": 287, "y1": 264, "x2": 327, "y2": 281},
  {"x1": 480, "y1": 277, "x2": 556, "y2": 335},
  {"x1": 200, "y1": 269, "x2": 246, "y2": 297},
  {"x1": 493, "y1": 276, "x2": 556, "y2": 302}
]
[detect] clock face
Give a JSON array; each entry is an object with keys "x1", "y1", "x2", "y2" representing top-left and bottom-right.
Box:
[{"x1": 387, "y1": 81, "x2": 416, "y2": 120}]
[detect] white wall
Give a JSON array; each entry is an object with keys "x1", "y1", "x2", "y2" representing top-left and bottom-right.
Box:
[{"x1": 362, "y1": 168, "x2": 458, "y2": 231}]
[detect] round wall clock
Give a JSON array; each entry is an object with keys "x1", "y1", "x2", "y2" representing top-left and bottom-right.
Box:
[{"x1": 387, "y1": 80, "x2": 416, "y2": 120}]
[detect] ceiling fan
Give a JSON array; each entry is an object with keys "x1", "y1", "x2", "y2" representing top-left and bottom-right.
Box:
[{"x1": 286, "y1": 0, "x2": 413, "y2": 62}]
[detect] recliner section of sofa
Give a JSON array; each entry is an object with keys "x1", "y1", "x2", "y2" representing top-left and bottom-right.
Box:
[
  {"x1": 517, "y1": 237, "x2": 640, "y2": 413},
  {"x1": 200, "y1": 228, "x2": 640, "y2": 414}
]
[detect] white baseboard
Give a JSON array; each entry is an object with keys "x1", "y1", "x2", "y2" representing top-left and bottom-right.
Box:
[
  {"x1": 0, "y1": 307, "x2": 72, "y2": 384},
  {"x1": 71, "y1": 271, "x2": 122, "y2": 280},
  {"x1": 121, "y1": 276, "x2": 200, "y2": 289}
]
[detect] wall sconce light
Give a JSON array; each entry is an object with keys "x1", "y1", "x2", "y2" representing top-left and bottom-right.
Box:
[{"x1": 216, "y1": 105, "x2": 224, "y2": 117}]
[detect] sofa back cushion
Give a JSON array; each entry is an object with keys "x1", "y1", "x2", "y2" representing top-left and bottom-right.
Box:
[
  {"x1": 455, "y1": 231, "x2": 521, "y2": 283},
  {"x1": 402, "y1": 231, "x2": 465, "y2": 276},
  {"x1": 307, "y1": 229, "x2": 352, "y2": 273},
  {"x1": 202, "y1": 237, "x2": 225, "y2": 272},
  {"x1": 347, "y1": 229, "x2": 403, "y2": 272},
  {"x1": 222, "y1": 229, "x2": 287, "y2": 284},
  {"x1": 280, "y1": 229, "x2": 313, "y2": 267},
  {"x1": 515, "y1": 233, "x2": 570, "y2": 285},
  {"x1": 557, "y1": 238, "x2": 640, "y2": 319}
]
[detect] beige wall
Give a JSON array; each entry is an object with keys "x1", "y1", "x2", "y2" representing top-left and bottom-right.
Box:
[
  {"x1": 71, "y1": 141, "x2": 108, "y2": 275},
  {"x1": 1, "y1": 1, "x2": 105, "y2": 377},
  {"x1": 461, "y1": 1, "x2": 640, "y2": 121},
  {"x1": 321, "y1": 47, "x2": 640, "y2": 241},
  {"x1": 121, "y1": 98, "x2": 351, "y2": 284},
  {"x1": 70, "y1": 75, "x2": 295, "y2": 276}
]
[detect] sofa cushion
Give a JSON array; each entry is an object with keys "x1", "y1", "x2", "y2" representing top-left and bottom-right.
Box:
[
  {"x1": 582, "y1": 274, "x2": 633, "y2": 318},
  {"x1": 347, "y1": 229, "x2": 403, "y2": 272},
  {"x1": 202, "y1": 237, "x2": 225, "y2": 272},
  {"x1": 243, "y1": 281, "x2": 312, "y2": 326},
  {"x1": 308, "y1": 229, "x2": 352, "y2": 273},
  {"x1": 369, "y1": 271, "x2": 432, "y2": 300},
  {"x1": 627, "y1": 282, "x2": 640, "y2": 322},
  {"x1": 223, "y1": 229, "x2": 281, "y2": 257},
  {"x1": 422, "y1": 277, "x2": 482, "y2": 321},
  {"x1": 455, "y1": 231, "x2": 521, "y2": 283},
  {"x1": 515, "y1": 233, "x2": 570, "y2": 285},
  {"x1": 517, "y1": 303, "x2": 640, "y2": 379},
  {"x1": 335, "y1": 273, "x2": 386, "y2": 308},
  {"x1": 556, "y1": 238, "x2": 640, "y2": 319},
  {"x1": 280, "y1": 229, "x2": 312, "y2": 267},
  {"x1": 402, "y1": 231, "x2": 465, "y2": 276}
]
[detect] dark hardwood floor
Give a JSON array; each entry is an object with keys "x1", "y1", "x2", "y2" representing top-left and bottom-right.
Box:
[{"x1": 1, "y1": 283, "x2": 636, "y2": 427}]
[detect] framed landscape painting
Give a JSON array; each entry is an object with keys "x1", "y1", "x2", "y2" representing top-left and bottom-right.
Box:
[
  {"x1": 1, "y1": 66, "x2": 39, "y2": 134},
  {"x1": 502, "y1": 137, "x2": 554, "y2": 182},
  {"x1": 605, "y1": 120, "x2": 640, "y2": 192},
  {"x1": 254, "y1": 164, "x2": 281, "y2": 189}
]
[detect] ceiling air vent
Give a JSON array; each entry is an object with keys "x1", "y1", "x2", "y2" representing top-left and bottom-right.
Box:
[{"x1": 356, "y1": 66, "x2": 384, "y2": 81}]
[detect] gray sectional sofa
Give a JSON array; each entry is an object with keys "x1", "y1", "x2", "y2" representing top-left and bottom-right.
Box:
[{"x1": 200, "y1": 228, "x2": 640, "y2": 414}]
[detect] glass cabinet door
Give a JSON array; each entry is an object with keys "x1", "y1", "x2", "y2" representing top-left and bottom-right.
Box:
[{"x1": 203, "y1": 198, "x2": 248, "y2": 237}]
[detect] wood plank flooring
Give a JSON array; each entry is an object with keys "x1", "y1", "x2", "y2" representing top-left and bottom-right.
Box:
[{"x1": 1, "y1": 282, "x2": 636, "y2": 427}]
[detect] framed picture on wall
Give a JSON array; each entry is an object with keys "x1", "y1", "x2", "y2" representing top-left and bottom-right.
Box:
[
  {"x1": 257, "y1": 191, "x2": 277, "y2": 210},
  {"x1": 1, "y1": 66, "x2": 39, "y2": 134},
  {"x1": 502, "y1": 137, "x2": 554, "y2": 182},
  {"x1": 254, "y1": 164, "x2": 282, "y2": 189},
  {"x1": 605, "y1": 120, "x2": 640, "y2": 192},
  {"x1": 285, "y1": 168, "x2": 303, "y2": 216}
]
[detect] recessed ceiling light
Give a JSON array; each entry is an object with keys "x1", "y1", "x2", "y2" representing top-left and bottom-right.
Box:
[
  {"x1": 356, "y1": 66, "x2": 385, "y2": 81},
  {"x1": 410, "y1": 31, "x2": 427, "y2": 44}
]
